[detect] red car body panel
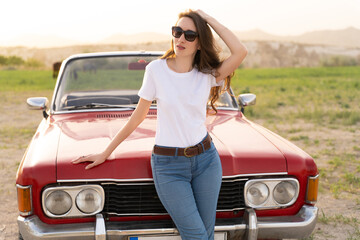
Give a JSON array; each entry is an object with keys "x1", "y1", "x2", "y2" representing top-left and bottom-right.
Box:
[
  {"x1": 55, "y1": 110, "x2": 287, "y2": 181},
  {"x1": 16, "y1": 118, "x2": 59, "y2": 224},
  {"x1": 16, "y1": 108, "x2": 317, "y2": 225}
]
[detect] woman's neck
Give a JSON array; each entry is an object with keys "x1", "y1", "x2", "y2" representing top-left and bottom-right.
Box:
[{"x1": 167, "y1": 57, "x2": 193, "y2": 73}]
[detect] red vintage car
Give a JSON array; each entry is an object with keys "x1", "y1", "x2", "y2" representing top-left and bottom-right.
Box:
[{"x1": 16, "y1": 52, "x2": 319, "y2": 240}]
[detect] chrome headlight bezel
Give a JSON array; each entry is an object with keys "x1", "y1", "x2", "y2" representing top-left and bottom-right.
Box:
[
  {"x1": 273, "y1": 180, "x2": 298, "y2": 205},
  {"x1": 42, "y1": 185, "x2": 104, "y2": 218},
  {"x1": 246, "y1": 182, "x2": 269, "y2": 206},
  {"x1": 244, "y1": 178, "x2": 299, "y2": 209},
  {"x1": 44, "y1": 190, "x2": 72, "y2": 216},
  {"x1": 76, "y1": 188, "x2": 103, "y2": 214}
]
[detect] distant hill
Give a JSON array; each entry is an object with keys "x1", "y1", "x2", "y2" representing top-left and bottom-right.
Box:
[
  {"x1": 1, "y1": 27, "x2": 359, "y2": 48},
  {"x1": 1, "y1": 40, "x2": 359, "y2": 69},
  {"x1": 234, "y1": 27, "x2": 360, "y2": 48},
  {"x1": 91, "y1": 27, "x2": 360, "y2": 48},
  {"x1": 293, "y1": 27, "x2": 360, "y2": 48},
  {"x1": 1, "y1": 27, "x2": 359, "y2": 69},
  {"x1": 234, "y1": 29, "x2": 281, "y2": 42}
]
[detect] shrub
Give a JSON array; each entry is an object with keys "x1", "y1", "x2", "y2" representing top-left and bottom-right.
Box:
[
  {"x1": 25, "y1": 58, "x2": 44, "y2": 68},
  {"x1": 6, "y1": 56, "x2": 25, "y2": 66},
  {"x1": 0, "y1": 55, "x2": 44, "y2": 69},
  {"x1": 0, "y1": 55, "x2": 7, "y2": 65},
  {"x1": 321, "y1": 55, "x2": 359, "y2": 67}
]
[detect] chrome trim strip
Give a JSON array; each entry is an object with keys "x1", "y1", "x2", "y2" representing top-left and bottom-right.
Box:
[
  {"x1": 101, "y1": 182, "x2": 155, "y2": 186},
  {"x1": 57, "y1": 178, "x2": 154, "y2": 183},
  {"x1": 222, "y1": 172, "x2": 288, "y2": 179},
  {"x1": 104, "y1": 207, "x2": 246, "y2": 216},
  {"x1": 63, "y1": 51, "x2": 165, "y2": 59},
  {"x1": 222, "y1": 178, "x2": 248, "y2": 183},
  {"x1": 57, "y1": 172, "x2": 288, "y2": 183},
  {"x1": 106, "y1": 212, "x2": 169, "y2": 216},
  {"x1": 309, "y1": 174, "x2": 320, "y2": 179},
  {"x1": 16, "y1": 184, "x2": 32, "y2": 189},
  {"x1": 217, "y1": 208, "x2": 245, "y2": 212}
]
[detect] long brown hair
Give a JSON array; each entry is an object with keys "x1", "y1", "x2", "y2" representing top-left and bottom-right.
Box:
[{"x1": 161, "y1": 9, "x2": 234, "y2": 114}]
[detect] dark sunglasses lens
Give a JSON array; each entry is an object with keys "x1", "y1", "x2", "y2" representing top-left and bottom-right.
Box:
[
  {"x1": 172, "y1": 27, "x2": 183, "y2": 38},
  {"x1": 172, "y1": 27, "x2": 197, "y2": 42},
  {"x1": 184, "y1": 32, "x2": 197, "y2": 42}
]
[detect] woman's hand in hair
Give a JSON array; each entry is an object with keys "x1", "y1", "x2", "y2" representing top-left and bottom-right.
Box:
[
  {"x1": 195, "y1": 9, "x2": 212, "y2": 22},
  {"x1": 195, "y1": 10, "x2": 247, "y2": 81}
]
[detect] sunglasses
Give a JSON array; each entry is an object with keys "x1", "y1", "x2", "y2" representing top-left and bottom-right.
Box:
[{"x1": 172, "y1": 26, "x2": 198, "y2": 42}]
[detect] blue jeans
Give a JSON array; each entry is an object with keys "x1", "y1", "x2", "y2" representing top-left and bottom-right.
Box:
[{"x1": 151, "y1": 137, "x2": 222, "y2": 240}]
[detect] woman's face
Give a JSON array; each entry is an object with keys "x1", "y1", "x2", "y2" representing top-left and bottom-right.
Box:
[{"x1": 173, "y1": 17, "x2": 199, "y2": 58}]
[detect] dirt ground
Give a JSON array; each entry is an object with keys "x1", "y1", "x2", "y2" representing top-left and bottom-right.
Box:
[{"x1": 0, "y1": 91, "x2": 359, "y2": 239}]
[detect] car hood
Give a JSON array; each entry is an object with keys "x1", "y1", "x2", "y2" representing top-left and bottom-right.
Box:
[{"x1": 56, "y1": 111, "x2": 287, "y2": 181}]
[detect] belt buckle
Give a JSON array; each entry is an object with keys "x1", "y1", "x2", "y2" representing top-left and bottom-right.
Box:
[{"x1": 184, "y1": 146, "x2": 196, "y2": 158}]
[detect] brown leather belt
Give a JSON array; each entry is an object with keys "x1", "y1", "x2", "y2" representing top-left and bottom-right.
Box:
[{"x1": 153, "y1": 134, "x2": 212, "y2": 157}]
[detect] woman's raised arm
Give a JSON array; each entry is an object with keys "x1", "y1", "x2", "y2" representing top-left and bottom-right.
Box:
[{"x1": 196, "y1": 10, "x2": 248, "y2": 82}]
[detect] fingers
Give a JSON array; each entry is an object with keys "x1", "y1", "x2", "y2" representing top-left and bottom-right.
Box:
[
  {"x1": 72, "y1": 154, "x2": 106, "y2": 170},
  {"x1": 85, "y1": 158, "x2": 105, "y2": 170},
  {"x1": 195, "y1": 9, "x2": 209, "y2": 21},
  {"x1": 72, "y1": 155, "x2": 90, "y2": 164},
  {"x1": 85, "y1": 162, "x2": 98, "y2": 170},
  {"x1": 85, "y1": 164, "x2": 94, "y2": 170}
]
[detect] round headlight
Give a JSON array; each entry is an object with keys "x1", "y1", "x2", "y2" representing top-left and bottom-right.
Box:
[
  {"x1": 76, "y1": 189, "x2": 102, "y2": 214},
  {"x1": 273, "y1": 181, "x2": 297, "y2": 204},
  {"x1": 45, "y1": 190, "x2": 72, "y2": 215},
  {"x1": 246, "y1": 182, "x2": 269, "y2": 206}
]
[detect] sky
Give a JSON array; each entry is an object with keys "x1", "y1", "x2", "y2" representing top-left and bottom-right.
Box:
[{"x1": 0, "y1": 0, "x2": 359, "y2": 44}]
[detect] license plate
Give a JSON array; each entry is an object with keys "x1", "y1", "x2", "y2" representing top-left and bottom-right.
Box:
[{"x1": 129, "y1": 232, "x2": 227, "y2": 240}]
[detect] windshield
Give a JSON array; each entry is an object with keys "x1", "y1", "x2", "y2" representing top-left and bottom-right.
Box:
[{"x1": 53, "y1": 55, "x2": 237, "y2": 112}]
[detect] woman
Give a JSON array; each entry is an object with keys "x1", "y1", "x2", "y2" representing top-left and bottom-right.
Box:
[{"x1": 73, "y1": 9, "x2": 247, "y2": 240}]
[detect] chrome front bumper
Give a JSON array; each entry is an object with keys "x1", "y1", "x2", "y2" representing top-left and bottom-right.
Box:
[{"x1": 18, "y1": 205, "x2": 318, "y2": 240}]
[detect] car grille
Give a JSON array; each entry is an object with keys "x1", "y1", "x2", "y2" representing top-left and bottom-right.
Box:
[{"x1": 102, "y1": 178, "x2": 246, "y2": 216}]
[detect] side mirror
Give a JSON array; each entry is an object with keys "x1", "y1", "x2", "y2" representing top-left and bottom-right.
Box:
[
  {"x1": 27, "y1": 97, "x2": 49, "y2": 119},
  {"x1": 238, "y1": 93, "x2": 256, "y2": 113}
]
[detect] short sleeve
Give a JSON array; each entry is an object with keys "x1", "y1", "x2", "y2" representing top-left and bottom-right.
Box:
[
  {"x1": 138, "y1": 67, "x2": 156, "y2": 101},
  {"x1": 209, "y1": 74, "x2": 225, "y2": 87}
]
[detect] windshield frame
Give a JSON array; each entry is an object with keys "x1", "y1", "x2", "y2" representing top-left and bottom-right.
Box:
[{"x1": 50, "y1": 51, "x2": 239, "y2": 115}]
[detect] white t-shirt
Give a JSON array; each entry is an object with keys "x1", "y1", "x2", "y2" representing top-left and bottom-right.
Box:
[{"x1": 138, "y1": 59, "x2": 222, "y2": 148}]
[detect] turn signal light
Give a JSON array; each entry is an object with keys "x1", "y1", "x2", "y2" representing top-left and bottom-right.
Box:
[
  {"x1": 17, "y1": 185, "x2": 33, "y2": 216},
  {"x1": 306, "y1": 175, "x2": 319, "y2": 204}
]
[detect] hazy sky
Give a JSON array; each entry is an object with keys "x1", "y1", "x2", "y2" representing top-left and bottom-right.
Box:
[{"x1": 1, "y1": 0, "x2": 359, "y2": 43}]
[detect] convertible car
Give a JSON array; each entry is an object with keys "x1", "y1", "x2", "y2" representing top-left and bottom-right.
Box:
[{"x1": 16, "y1": 51, "x2": 318, "y2": 240}]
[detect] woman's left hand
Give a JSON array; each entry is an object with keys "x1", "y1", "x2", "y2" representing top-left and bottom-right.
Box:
[
  {"x1": 195, "y1": 9, "x2": 247, "y2": 81},
  {"x1": 195, "y1": 9, "x2": 212, "y2": 22}
]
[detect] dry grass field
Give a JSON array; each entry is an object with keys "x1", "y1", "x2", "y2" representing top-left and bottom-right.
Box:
[{"x1": 0, "y1": 66, "x2": 359, "y2": 239}]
